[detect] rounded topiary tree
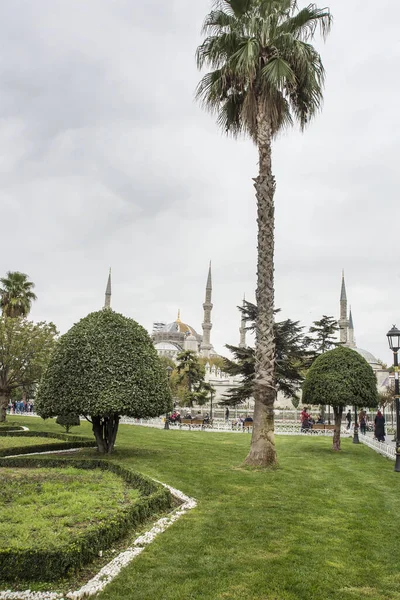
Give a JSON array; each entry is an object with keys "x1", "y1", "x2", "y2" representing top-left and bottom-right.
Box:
[
  {"x1": 302, "y1": 346, "x2": 378, "y2": 451},
  {"x1": 36, "y1": 310, "x2": 172, "y2": 453}
]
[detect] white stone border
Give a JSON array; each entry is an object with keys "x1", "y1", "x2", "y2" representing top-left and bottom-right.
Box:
[{"x1": 0, "y1": 469, "x2": 196, "y2": 600}]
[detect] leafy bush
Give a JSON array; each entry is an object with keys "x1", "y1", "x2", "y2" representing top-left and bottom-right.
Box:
[
  {"x1": 302, "y1": 346, "x2": 378, "y2": 450},
  {"x1": 36, "y1": 310, "x2": 172, "y2": 453},
  {"x1": 0, "y1": 458, "x2": 173, "y2": 581},
  {"x1": 56, "y1": 414, "x2": 80, "y2": 433}
]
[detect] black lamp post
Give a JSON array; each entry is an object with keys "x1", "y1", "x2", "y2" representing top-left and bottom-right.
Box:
[
  {"x1": 164, "y1": 366, "x2": 173, "y2": 430},
  {"x1": 387, "y1": 325, "x2": 400, "y2": 471}
]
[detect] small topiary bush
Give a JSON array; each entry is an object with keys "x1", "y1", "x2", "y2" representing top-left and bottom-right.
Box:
[
  {"x1": 36, "y1": 310, "x2": 172, "y2": 453},
  {"x1": 56, "y1": 413, "x2": 80, "y2": 433},
  {"x1": 0, "y1": 458, "x2": 173, "y2": 582}
]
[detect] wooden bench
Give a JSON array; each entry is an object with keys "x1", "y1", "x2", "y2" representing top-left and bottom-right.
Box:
[
  {"x1": 179, "y1": 418, "x2": 207, "y2": 430},
  {"x1": 243, "y1": 421, "x2": 254, "y2": 431}
]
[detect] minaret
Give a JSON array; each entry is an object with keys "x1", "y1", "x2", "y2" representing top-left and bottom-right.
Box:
[
  {"x1": 338, "y1": 270, "x2": 348, "y2": 345},
  {"x1": 104, "y1": 268, "x2": 111, "y2": 309},
  {"x1": 200, "y1": 262, "x2": 213, "y2": 358},
  {"x1": 239, "y1": 295, "x2": 246, "y2": 348},
  {"x1": 348, "y1": 307, "x2": 356, "y2": 348}
]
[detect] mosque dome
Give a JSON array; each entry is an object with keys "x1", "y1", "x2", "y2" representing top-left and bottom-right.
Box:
[
  {"x1": 353, "y1": 347, "x2": 379, "y2": 366},
  {"x1": 162, "y1": 310, "x2": 199, "y2": 337},
  {"x1": 154, "y1": 342, "x2": 181, "y2": 352}
]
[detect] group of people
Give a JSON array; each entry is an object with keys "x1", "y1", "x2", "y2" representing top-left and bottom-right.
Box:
[
  {"x1": 7, "y1": 400, "x2": 34, "y2": 414},
  {"x1": 300, "y1": 408, "x2": 325, "y2": 430},
  {"x1": 168, "y1": 410, "x2": 211, "y2": 425},
  {"x1": 345, "y1": 409, "x2": 386, "y2": 441},
  {"x1": 232, "y1": 415, "x2": 254, "y2": 429}
]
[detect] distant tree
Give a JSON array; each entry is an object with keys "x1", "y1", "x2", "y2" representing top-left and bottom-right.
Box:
[
  {"x1": 56, "y1": 414, "x2": 80, "y2": 433},
  {"x1": 199, "y1": 356, "x2": 226, "y2": 371},
  {"x1": 291, "y1": 397, "x2": 300, "y2": 409},
  {"x1": 302, "y1": 347, "x2": 378, "y2": 451},
  {"x1": 201, "y1": 381, "x2": 216, "y2": 418},
  {"x1": 378, "y1": 386, "x2": 395, "y2": 410},
  {"x1": 175, "y1": 350, "x2": 207, "y2": 407},
  {"x1": 36, "y1": 310, "x2": 172, "y2": 453},
  {"x1": 223, "y1": 301, "x2": 312, "y2": 405},
  {"x1": 0, "y1": 317, "x2": 57, "y2": 421},
  {"x1": 0, "y1": 271, "x2": 37, "y2": 318},
  {"x1": 308, "y1": 315, "x2": 339, "y2": 356},
  {"x1": 159, "y1": 355, "x2": 176, "y2": 371}
]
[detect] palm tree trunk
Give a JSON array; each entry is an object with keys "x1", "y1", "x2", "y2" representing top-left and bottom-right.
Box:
[{"x1": 244, "y1": 106, "x2": 277, "y2": 468}]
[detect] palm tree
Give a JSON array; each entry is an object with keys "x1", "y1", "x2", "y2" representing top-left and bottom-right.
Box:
[
  {"x1": 196, "y1": 0, "x2": 332, "y2": 466},
  {"x1": 0, "y1": 271, "x2": 37, "y2": 317}
]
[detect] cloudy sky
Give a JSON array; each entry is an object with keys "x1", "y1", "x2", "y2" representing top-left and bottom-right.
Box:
[{"x1": 0, "y1": 0, "x2": 398, "y2": 364}]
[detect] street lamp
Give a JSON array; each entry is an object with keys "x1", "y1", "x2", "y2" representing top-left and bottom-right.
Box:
[
  {"x1": 387, "y1": 325, "x2": 400, "y2": 471},
  {"x1": 164, "y1": 365, "x2": 173, "y2": 430}
]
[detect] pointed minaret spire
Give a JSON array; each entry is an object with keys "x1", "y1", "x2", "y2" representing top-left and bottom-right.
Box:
[
  {"x1": 340, "y1": 269, "x2": 347, "y2": 302},
  {"x1": 104, "y1": 268, "x2": 112, "y2": 309},
  {"x1": 239, "y1": 294, "x2": 246, "y2": 348},
  {"x1": 200, "y1": 262, "x2": 213, "y2": 358},
  {"x1": 339, "y1": 270, "x2": 349, "y2": 345},
  {"x1": 348, "y1": 306, "x2": 356, "y2": 348}
]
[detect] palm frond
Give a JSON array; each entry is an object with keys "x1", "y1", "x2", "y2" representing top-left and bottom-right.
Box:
[
  {"x1": 277, "y1": 4, "x2": 332, "y2": 40},
  {"x1": 261, "y1": 56, "x2": 296, "y2": 90}
]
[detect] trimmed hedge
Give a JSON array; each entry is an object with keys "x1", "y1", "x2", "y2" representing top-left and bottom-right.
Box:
[
  {"x1": 0, "y1": 425, "x2": 24, "y2": 432},
  {"x1": 0, "y1": 430, "x2": 94, "y2": 456},
  {"x1": 0, "y1": 430, "x2": 88, "y2": 440},
  {"x1": 0, "y1": 458, "x2": 173, "y2": 582},
  {"x1": 0, "y1": 440, "x2": 94, "y2": 457}
]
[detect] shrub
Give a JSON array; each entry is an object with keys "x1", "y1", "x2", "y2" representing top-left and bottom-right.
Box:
[
  {"x1": 36, "y1": 310, "x2": 172, "y2": 453},
  {"x1": 56, "y1": 414, "x2": 80, "y2": 433},
  {"x1": 302, "y1": 346, "x2": 378, "y2": 450}
]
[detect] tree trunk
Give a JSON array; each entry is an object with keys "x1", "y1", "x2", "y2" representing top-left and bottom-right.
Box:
[
  {"x1": 0, "y1": 394, "x2": 9, "y2": 422},
  {"x1": 92, "y1": 414, "x2": 120, "y2": 454},
  {"x1": 244, "y1": 106, "x2": 277, "y2": 468},
  {"x1": 332, "y1": 406, "x2": 343, "y2": 451}
]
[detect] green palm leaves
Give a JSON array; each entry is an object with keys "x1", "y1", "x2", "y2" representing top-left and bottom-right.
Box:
[
  {"x1": 0, "y1": 271, "x2": 37, "y2": 318},
  {"x1": 196, "y1": 0, "x2": 332, "y2": 138}
]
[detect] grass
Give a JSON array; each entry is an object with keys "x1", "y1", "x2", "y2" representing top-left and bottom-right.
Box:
[
  {"x1": 3, "y1": 416, "x2": 400, "y2": 600},
  {"x1": 0, "y1": 435, "x2": 68, "y2": 449},
  {"x1": 0, "y1": 466, "x2": 140, "y2": 550}
]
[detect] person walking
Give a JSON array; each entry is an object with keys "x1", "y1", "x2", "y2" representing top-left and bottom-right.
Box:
[
  {"x1": 374, "y1": 410, "x2": 386, "y2": 442},
  {"x1": 359, "y1": 410, "x2": 367, "y2": 436},
  {"x1": 345, "y1": 410, "x2": 352, "y2": 430},
  {"x1": 225, "y1": 407, "x2": 230, "y2": 422}
]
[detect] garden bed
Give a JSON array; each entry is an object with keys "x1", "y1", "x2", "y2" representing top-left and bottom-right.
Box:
[{"x1": 0, "y1": 458, "x2": 173, "y2": 582}]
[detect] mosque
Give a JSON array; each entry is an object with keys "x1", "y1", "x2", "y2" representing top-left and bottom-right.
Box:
[
  {"x1": 150, "y1": 263, "x2": 247, "y2": 361},
  {"x1": 102, "y1": 268, "x2": 389, "y2": 410},
  {"x1": 102, "y1": 265, "x2": 244, "y2": 402},
  {"x1": 338, "y1": 272, "x2": 389, "y2": 389}
]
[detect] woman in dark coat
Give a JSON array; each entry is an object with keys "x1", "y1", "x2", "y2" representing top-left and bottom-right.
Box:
[{"x1": 374, "y1": 410, "x2": 386, "y2": 442}]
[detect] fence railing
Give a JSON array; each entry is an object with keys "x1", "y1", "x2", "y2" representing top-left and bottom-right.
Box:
[{"x1": 359, "y1": 433, "x2": 396, "y2": 460}]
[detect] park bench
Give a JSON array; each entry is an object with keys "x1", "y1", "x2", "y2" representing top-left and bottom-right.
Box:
[
  {"x1": 243, "y1": 421, "x2": 254, "y2": 432},
  {"x1": 179, "y1": 418, "x2": 211, "y2": 430},
  {"x1": 309, "y1": 423, "x2": 335, "y2": 433}
]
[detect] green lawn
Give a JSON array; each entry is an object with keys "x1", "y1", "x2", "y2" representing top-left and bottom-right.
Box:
[
  {"x1": 0, "y1": 466, "x2": 140, "y2": 549},
  {"x1": 3, "y1": 416, "x2": 400, "y2": 600},
  {"x1": 0, "y1": 435, "x2": 66, "y2": 449}
]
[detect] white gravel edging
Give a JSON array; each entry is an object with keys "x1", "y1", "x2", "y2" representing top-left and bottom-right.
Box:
[{"x1": 0, "y1": 482, "x2": 197, "y2": 600}]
